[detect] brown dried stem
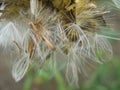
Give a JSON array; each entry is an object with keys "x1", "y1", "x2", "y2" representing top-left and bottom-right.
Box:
[{"x1": 29, "y1": 22, "x2": 56, "y2": 51}]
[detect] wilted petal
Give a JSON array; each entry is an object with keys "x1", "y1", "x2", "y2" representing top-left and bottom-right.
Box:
[
  {"x1": 0, "y1": 22, "x2": 22, "y2": 49},
  {"x1": 12, "y1": 53, "x2": 30, "y2": 82},
  {"x1": 93, "y1": 34, "x2": 113, "y2": 62},
  {"x1": 65, "y1": 59, "x2": 79, "y2": 87},
  {"x1": 30, "y1": 0, "x2": 39, "y2": 16},
  {"x1": 66, "y1": 24, "x2": 91, "y2": 58},
  {"x1": 112, "y1": 0, "x2": 120, "y2": 9}
]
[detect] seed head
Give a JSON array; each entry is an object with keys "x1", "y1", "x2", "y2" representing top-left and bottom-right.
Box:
[{"x1": 0, "y1": 0, "x2": 119, "y2": 87}]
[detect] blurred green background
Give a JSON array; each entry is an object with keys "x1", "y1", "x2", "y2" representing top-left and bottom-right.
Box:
[{"x1": 22, "y1": 56, "x2": 120, "y2": 90}]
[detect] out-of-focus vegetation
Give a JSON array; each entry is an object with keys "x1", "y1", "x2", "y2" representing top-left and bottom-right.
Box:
[
  {"x1": 22, "y1": 55, "x2": 120, "y2": 90},
  {"x1": 82, "y1": 56, "x2": 120, "y2": 90},
  {"x1": 23, "y1": 56, "x2": 120, "y2": 90}
]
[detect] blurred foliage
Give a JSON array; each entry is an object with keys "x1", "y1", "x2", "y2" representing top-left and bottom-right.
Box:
[
  {"x1": 82, "y1": 56, "x2": 120, "y2": 90},
  {"x1": 22, "y1": 55, "x2": 120, "y2": 90}
]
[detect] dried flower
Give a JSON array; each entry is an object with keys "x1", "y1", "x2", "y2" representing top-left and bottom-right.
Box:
[{"x1": 0, "y1": 0, "x2": 119, "y2": 87}]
